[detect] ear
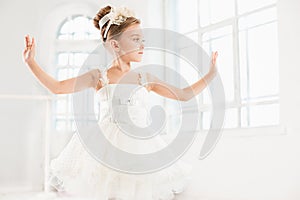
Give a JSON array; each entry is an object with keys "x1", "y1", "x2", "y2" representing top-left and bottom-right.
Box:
[{"x1": 109, "y1": 39, "x2": 121, "y2": 52}]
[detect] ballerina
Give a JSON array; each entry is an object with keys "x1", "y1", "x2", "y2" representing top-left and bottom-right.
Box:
[{"x1": 23, "y1": 5, "x2": 218, "y2": 200}]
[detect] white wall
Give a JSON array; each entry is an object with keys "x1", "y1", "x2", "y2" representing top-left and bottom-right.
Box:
[{"x1": 0, "y1": 0, "x2": 163, "y2": 193}]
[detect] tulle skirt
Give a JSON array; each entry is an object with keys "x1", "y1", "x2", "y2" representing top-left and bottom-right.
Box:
[{"x1": 49, "y1": 120, "x2": 193, "y2": 200}]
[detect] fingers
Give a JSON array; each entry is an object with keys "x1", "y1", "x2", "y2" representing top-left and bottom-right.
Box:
[
  {"x1": 32, "y1": 37, "x2": 36, "y2": 49},
  {"x1": 24, "y1": 35, "x2": 29, "y2": 48},
  {"x1": 210, "y1": 51, "x2": 218, "y2": 66},
  {"x1": 211, "y1": 51, "x2": 218, "y2": 61},
  {"x1": 212, "y1": 51, "x2": 218, "y2": 58},
  {"x1": 25, "y1": 34, "x2": 33, "y2": 50}
]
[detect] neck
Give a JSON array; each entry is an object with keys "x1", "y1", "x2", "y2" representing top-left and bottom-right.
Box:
[{"x1": 112, "y1": 58, "x2": 131, "y2": 73}]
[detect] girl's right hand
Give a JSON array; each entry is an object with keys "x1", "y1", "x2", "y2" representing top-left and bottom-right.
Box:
[{"x1": 23, "y1": 35, "x2": 36, "y2": 63}]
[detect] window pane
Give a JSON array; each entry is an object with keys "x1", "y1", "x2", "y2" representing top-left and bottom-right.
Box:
[
  {"x1": 202, "y1": 26, "x2": 232, "y2": 41},
  {"x1": 73, "y1": 32, "x2": 89, "y2": 40},
  {"x1": 59, "y1": 20, "x2": 71, "y2": 34},
  {"x1": 55, "y1": 119, "x2": 76, "y2": 132},
  {"x1": 203, "y1": 108, "x2": 238, "y2": 129},
  {"x1": 55, "y1": 99, "x2": 67, "y2": 114},
  {"x1": 68, "y1": 96, "x2": 73, "y2": 114},
  {"x1": 237, "y1": 0, "x2": 277, "y2": 14},
  {"x1": 186, "y1": 32, "x2": 198, "y2": 43},
  {"x1": 200, "y1": 0, "x2": 235, "y2": 26},
  {"x1": 58, "y1": 34, "x2": 71, "y2": 40},
  {"x1": 199, "y1": 0, "x2": 210, "y2": 27},
  {"x1": 202, "y1": 91, "x2": 212, "y2": 108},
  {"x1": 74, "y1": 53, "x2": 89, "y2": 67},
  {"x1": 57, "y1": 15, "x2": 97, "y2": 40},
  {"x1": 179, "y1": 49, "x2": 199, "y2": 85},
  {"x1": 223, "y1": 108, "x2": 238, "y2": 128},
  {"x1": 57, "y1": 53, "x2": 68, "y2": 66},
  {"x1": 71, "y1": 121, "x2": 77, "y2": 132},
  {"x1": 210, "y1": 0, "x2": 235, "y2": 24},
  {"x1": 88, "y1": 19, "x2": 100, "y2": 39},
  {"x1": 72, "y1": 68, "x2": 80, "y2": 76},
  {"x1": 72, "y1": 16, "x2": 89, "y2": 34},
  {"x1": 200, "y1": 41, "x2": 212, "y2": 105},
  {"x1": 69, "y1": 53, "x2": 74, "y2": 66},
  {"x1": 88, "y1": 33, "x2": 101, "y2": 40},
  {"x1": 202, "y1": 26, "x2": 235, "y2": 103},
  {"x1": 202, "y1": 111, "x2": 212, "y2": 130},
  {"x1": 239, "y1": 7, "x2": 277, "y2": 30},
  {"x1": 57, "y1": 68, "x2": 69, "y2": 80},
  {"x1": 241, "y1": 104, "x2": 279, "y2": 127},
  {"x1": 88, "y1": 19, "x2": 97, "y2": 33},
  {"x1": 177, "y1": 0, "x2": 199, "y2": 33},
  {"x1": 55, "y1": 119, "x2": 67, "y2": 132},
  {"x1": 239, "y1": 11, "x2": 279, "y2": 100}
]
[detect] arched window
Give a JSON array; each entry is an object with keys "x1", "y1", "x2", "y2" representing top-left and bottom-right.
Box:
[
  {"x1": 57, "y1": 15, "x2": 99, "y2": 40},
  {"x1": 53, "y1": 14, "x2": 100, "y2": 132}
]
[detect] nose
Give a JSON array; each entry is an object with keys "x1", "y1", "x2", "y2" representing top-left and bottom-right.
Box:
[
  {"x1": 140, "y1": 40, "x2": 145, "y2": 50},
  {"x1": 139, "y1": 42, "x2": 145, "y2": 50}
]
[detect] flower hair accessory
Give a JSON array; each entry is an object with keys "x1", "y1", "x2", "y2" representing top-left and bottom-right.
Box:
[{"x1": 99, "y1": 6, "x2": 135, "y2": 40}]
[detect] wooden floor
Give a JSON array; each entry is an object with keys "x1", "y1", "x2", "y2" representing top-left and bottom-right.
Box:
[{"x1": 0, "y1": 191, "x2": 215, "y2": 200}]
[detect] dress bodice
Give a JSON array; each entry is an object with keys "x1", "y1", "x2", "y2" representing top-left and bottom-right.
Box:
[{"x1": 95, "y1": 69, "x2": 151, "y2": 126}]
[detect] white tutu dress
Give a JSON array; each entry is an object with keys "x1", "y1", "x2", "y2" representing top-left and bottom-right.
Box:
[{"x1": 49, "y1": 69, "x2": 193, "y2": 200}]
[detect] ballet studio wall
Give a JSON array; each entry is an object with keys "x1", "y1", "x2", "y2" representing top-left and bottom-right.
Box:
[{"x1": 0, "y1": 0, "x2": 300, "y2": 199}]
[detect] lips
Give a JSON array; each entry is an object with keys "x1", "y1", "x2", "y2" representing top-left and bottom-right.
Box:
[{"x1": 138, "y1": 52, "x2": 143, "y2": 54}]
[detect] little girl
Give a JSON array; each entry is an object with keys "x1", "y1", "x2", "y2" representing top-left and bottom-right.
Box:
[{"x1": 23, "y1": 4, "x2": 218, "y2": 200}]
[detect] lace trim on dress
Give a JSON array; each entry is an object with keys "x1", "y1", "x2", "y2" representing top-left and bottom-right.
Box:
[{"x1": 99, "y1": 68, "x2": 148, "y2": 88}]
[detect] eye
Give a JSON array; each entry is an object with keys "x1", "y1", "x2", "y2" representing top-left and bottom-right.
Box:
[{"x1": 133, "y1": 38, "x2": 146, "y2": 42}]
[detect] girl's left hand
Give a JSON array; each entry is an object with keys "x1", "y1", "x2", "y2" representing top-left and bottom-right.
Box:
[{"x1": 209, "y1": 51, "x2": 218, "y2": 77}]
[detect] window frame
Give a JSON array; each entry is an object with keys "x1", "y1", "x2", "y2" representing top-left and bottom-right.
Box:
[
  {"x1": 164, "y1": 0, "x2": 284, "y2": 135},
  {"x1": 52, "y1": 14, "x2": 100, "y2": 133}
]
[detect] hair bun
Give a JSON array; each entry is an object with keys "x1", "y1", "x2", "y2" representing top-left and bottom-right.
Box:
[
  {"x1": 93, "y1": 5, "x2": 141, "y2": 42},
  {"x1": 93, "y1": 5, "x2": 112, "y2": 30}
]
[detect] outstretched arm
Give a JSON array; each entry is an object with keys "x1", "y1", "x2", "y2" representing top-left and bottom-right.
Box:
[
  {"x1": 147, "y1": 52, "x2": 218, "y2": 101},
  {"x1": 23, "y1": 35, "x2": 102, "y2": 94}
]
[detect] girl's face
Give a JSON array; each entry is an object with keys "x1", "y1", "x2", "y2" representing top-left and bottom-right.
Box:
[{"x1": 116, "y1": 24, "x2": 145, "y2": 62}]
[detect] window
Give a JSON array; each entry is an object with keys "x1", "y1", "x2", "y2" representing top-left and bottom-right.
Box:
[
  {"x1": 53, "y1": 15, "x2": 100, "y2": 132},
  {"x1": 166, "y1": 0, "x2": 279, "y2": 130}
]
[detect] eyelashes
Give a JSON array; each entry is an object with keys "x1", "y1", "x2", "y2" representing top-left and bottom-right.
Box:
[{"x1": 133, "y1": 38, "x2": 146, "y2": 43}]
